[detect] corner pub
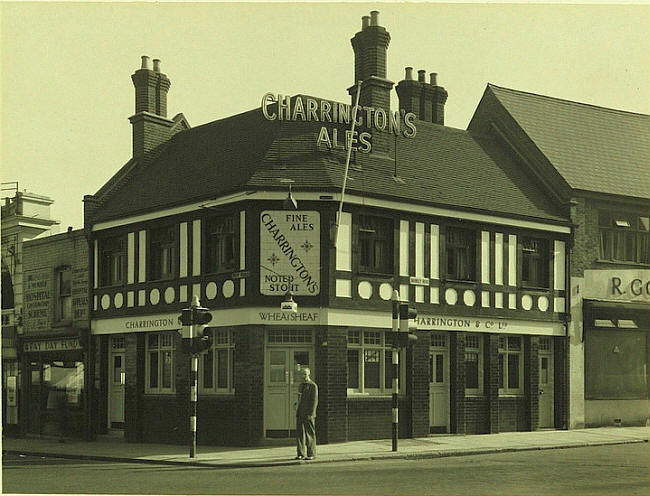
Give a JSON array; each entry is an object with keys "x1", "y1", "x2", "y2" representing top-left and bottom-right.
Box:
[{"x1": 84, "y1": 11, "x2": 571, "y2": 446}]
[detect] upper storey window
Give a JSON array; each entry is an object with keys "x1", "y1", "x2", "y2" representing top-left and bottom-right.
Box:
[
  {"x1": 100, "y1": 236, "x2": 125, "y2": 286},
  {"x1": 599, "y1": 212, "x2": 649, "y2": 264},
  {"x1": 358, "y1": 215, "x2": 393, "y2": 274},
  {"x1": 56, "y1": 266, "x2": 72, "y2": 322},
  {"x1": 205, "y1": 214, "x2": 236, "y2": 274},
  {"x1": 521, "y1": 237, "x2": 549, "y2": 288},
  {"x1": 149, "y1": 226, "x2": 176, "y2": 280},
  {"x1": 446, "y1": 227, "x2": 476, "y2": 281}
]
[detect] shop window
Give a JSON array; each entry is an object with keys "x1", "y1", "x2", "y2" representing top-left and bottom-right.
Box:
[
  {"x1": 465, "y1": 334, "x2": 483, "y2": 395},
  {"x1": 205, "y1": 214, "x2": 237, "y2": 274},
  {"x1": 347, "y1": 330, "x2": 404, "y2": 394},
  {"x1": 100, "y1": 236, "x2": 126, "y2": 286},
  {"x1": 358, "y1": 215, "x2": 393, "y2": 274},
  {"x1": 498, "y1": 336, "x2": 524, "y2": 395},
  {"x1": 521, "y1": 237, "x2": 549, "y2": 288},
  {"x1": 199, "y1": 329, "x2": 235, "y2": 394},
  {"x1": 446, "y1": 227, "x2": 476, "y2": 281},
  {"x1": 55, "y1": 267, "x2": 72, "y2": 322},
  {"x1": 149, "y1": 226, "x2": 176, "y2": 280},
  {"x1": 585, "y1": 330, "x2": 648, "y2": 399},
  {"x1": 145, "y1": 332, "x2": 175, "y2": 393},
  {"x1": 599, "y1": 212, "x2": 650, "y2": 264}
]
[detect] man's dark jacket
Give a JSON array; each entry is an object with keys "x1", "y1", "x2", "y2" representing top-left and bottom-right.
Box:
[{"x1": 297, "y1": 380, "x2": 318, "y2": 417}]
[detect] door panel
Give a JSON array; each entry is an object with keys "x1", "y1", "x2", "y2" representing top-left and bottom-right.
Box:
[
  {"x1": 429, "y1": 347, "x2": 450, "y2": 433},
  {"x1": 538, "y1": 353, "x2": 554, "y2": 428},
  {"x1": 108, "y1": 352, "x2": 125, "y2": 427}
]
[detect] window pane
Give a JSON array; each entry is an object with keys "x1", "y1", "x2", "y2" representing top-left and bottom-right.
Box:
[
  {"x1": 435, "y1": 354, "x2": 444, "y2": 383},
  {"x1": 498, "y1": 354, "x2": 504, "y2": 389},
  {"x1": 540, "y1": 357, "x2": 549, "y2": 384},
  {"x1": 600, "y1": 231, "x2": 612, "y2": 260},
  {"x1": 465, "y1": 353, "x2": 478, "y2": 389},
  {"x1": 162, "y1": 351, "x2": 172, "y2": 389},
  {"x1": 203, "y1": 351, "x2": 214, "y2": 389},
  {"x1": 638, "y1": 234, "x2": 649, "y2": 264},
  {"x1": 508, "y1": 337, "x2": 521, "y2": 351},
  {"x1": 113, "y1": 356, "x2": 122, "y2": 385},
  {"x1": 217, "y1": 349, "x2": 228, "y2": 389},
  {"x1": 149, "y1": 352, "x2": 158, "y2": 388},
  {"x1": 364, "y1": 350, "x2": 380, "y2": 388},
  {"x1": 639, "y1": 217, "x2": 649, "y2": 231},
  {"x1": 347, "y1": 350, "x2": 359, "y2": 389},
  {"x1": 148, "y1": 334, "x2": 158, "y2": 349},
  {"x1": 508, "y1": 354, "x2": 519, "y2": 389}
]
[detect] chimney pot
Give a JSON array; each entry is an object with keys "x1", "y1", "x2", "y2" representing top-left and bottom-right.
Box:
[
  {"x1": 140, "y1": 55, "x2": 152, "y2": 70},
  {"x1": 430, "y1": 72, "x2": 438, "y2": 85},
  {"x1": 370, "y1": 11, "x2": 379, "y2": 26},
  {"x1": 153, "y1": 59, "x2": 161, "y2": 73},
  {"x1": 362, "y1": 15, "x2": 370, "y2": 29},
  {"x1": 418, "y1": 70, "x2": 426, "y2": 82},
  {"x1": 405, "y1": 67, "x2": 414, "y2": 80}
]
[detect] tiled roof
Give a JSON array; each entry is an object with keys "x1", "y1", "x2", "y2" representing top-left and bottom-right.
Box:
[
  {"x1": 487, "y1": 84, "x2": 650, "y2": 200},
  {"x1": 93, "y1": 101, "x2": 567, "y2": 224}
]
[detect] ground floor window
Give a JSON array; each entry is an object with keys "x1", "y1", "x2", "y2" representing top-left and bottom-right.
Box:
[
  {"x1": 498, "y1": 335, "x2": 524, "y2": 395},
  {"x1": 145, "y1": 332, "x2": 175, "y2": 393},
  {"x1": 200, "y1": 329, "x2": 235, "y2": 394},
  {"x1": 347, "y1": 330, "x2": 404, "y2": 394},
  {"x1": 465, "y1": 334, "x2": 483, "y2": 395},
  {"x1": 585, "y1": 329, "x2": 648, "y2": 399}
]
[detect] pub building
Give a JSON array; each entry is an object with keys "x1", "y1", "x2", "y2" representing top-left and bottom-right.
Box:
[
  {"x1": 468, "y1": 86, "x2": 650, "y2": 428},
  {"x1": 18, "y1": 228, "x2": 92, "y2": 439},
  {"x1": 84, "y1": 11, "x2": 572, "y2": 446}
]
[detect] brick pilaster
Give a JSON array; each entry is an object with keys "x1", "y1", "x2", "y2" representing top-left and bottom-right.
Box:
[
  {"x1": 486, "y1": 333, "x2": 500, "y2": 433},
  {"x1": 450, "y1": 332, "x2": 466, "y2": 434}
]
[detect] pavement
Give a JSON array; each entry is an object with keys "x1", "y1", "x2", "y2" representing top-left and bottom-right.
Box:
[{"x1": 2, "y1": 426, "x2": 648, "y2": 469}]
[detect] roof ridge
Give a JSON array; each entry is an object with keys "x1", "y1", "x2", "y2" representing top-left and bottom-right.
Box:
[{"x1": 488, "y1": 83, "x2": 650, "y2": 119}]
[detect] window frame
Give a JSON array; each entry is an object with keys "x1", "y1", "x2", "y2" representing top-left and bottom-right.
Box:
[
  {"x1": 145, "y1": 331, "x2": 176, "y2": 394},
  {"x1": 445, "y1": 226, "x2": 477, "y2": 282},
  {"x1": 148, "y1": 226, "x2": 177, "y2": 281},
  {"x1": 199, "y1": 328, "x2": 235, "y2": 394},
  {"x1": 464, "y1": 333, "x2": 484, "y2": 396},
  {"x1": 357, "y1": 215, "x2": 394, "y2": 275},
  {"x1": 521, "y1": 236, "x2": 550, "y2": 289},
  {"x1": 347, "y1": 330, "x2": 405, "y2": 395},
  {"x1": 599, "y1": 211, "x2": 650, "y2": 265},
  {"x1": 55, "y1": 266, "x2": 72, "y2": 323},
  {"x1": 204, "y1": 214, "x2": 237, "y2": 275},
  {"x1": 498, "y1": 335, "x2": 524, "y2": 396},
  {"x1": 99, "y1": 235, "x2": 126, "y2": 287}
]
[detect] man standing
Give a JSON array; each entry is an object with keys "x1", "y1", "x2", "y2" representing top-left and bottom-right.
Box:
[{"x1": 295, "y1": 366, "x2": 318, "y2": 460}]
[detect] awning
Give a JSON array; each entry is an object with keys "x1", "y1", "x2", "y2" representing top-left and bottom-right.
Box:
[{"x1": 583, "y1": 299, "x2": 649, "y2": 332}]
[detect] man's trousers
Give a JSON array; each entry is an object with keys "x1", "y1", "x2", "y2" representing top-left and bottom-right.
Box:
[{"x1": 296, "y1": 415, "x2": 316, "y2": 458}]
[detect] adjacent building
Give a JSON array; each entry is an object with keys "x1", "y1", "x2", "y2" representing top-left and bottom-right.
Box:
[
  {"x1": 19, "y1": 228, "x2": 91, "y2": 439},
  {"x1": 84, "y1": 12, "x2": 572, "y2": 446},
  {"x1": 468, "y1": 84, "x2": 650, "y2": 428},
  {"x1": 1, "y1": 189, "x2": 59, "y2": 434}
]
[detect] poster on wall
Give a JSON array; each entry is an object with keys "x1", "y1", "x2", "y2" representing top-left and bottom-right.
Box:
[
  {"x1": 23, "y1": 268, "x2": 52, "y2": 332},
  {"x1": 259, "y1": 210, "x2": 320, "y2": 296}
]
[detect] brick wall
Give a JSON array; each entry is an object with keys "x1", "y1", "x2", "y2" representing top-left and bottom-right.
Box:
[
  {"x1": 464, "y1": 397, "x2": 489, "y2": 434},
  {"x1": 526, "y1": 335, "x2": 539, "y2": 431},
  {"x1": 233, "y1": 325, "x2": 264, "y2": 446},
  {"x1": 124, "y1": 333, "x2": 144, "y2": 442},
  {"x1": 449, "y1": 332, "x2": 466, "y2": 434},
  {"x1": 319, "y1": 326, "x2": 347, "y2": 443},
  {"x1": 486, "y1": 334, "x2": 500, "y2": 432},
  {"x1": 408, "y1": 330, "x2": 430, "y2": 438},
  {"x1": 347, "y1": 397, "x2": 395, "y2": 441},
  {"x1": 555, "y1": 336, "x2": 569, "y2": 429}
]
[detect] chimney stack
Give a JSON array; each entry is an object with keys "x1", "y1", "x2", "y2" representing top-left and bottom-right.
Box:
[
  {"x1": 129, "y1": 55, "x2": 174, "y2": 158},
  {"x1": 348, "y1": 11, "x2": 394, "y2": 112},
  {"x1": 396, "y1": 68, "x2": 448, "y2": 125}
]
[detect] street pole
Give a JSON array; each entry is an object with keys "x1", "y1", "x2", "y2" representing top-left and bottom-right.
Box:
[
  {"x1": 391, "y1": 290, "x2": 399, "y2": 452},
  {"x1": 189, "y1": 316, "x2": 198, "y2": 458}
]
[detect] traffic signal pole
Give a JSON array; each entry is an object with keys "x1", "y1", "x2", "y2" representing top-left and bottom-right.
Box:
[
  {"x1": 189, "y1": 329, "x2": 198, "y2": 458},
  {"x1": 391, "y1": 290, "x2": 400, "y2": 452}
]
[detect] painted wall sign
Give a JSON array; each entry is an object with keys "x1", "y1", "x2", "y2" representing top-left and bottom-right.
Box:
[
  {"x1": 415, "y1": 314, "x2": 565, "y2": 336},
  {"x1": 6, "y1": 377, "x2": 17, "y2": 407},
  {"x1": 409, "y1": 276, "x2": 430, "y2": 286},
  {"x1": 23, "y1": 337, "x2": 82, "y2": 353},
  {"x1": 261, "y1": 93, "x2": 417, "y2": 154},
  {"x1": 260, "y1": 211, "x2": 320, "y2": 295},
  {"x1": 72, "y1": 267, "x2": 89, "y2": 321},
  {"x1": 258, "y1": 311, "x2": 319, "y2": 322},
  {"x1": 583, "y1": 269, "x2": 650, "y2": 302},
  {"x1": 23, "y1": 269, "x2": 52, "y2": 332}
]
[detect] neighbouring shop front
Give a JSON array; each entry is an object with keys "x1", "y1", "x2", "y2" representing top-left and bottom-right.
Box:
[{"x1": 20, "y1": 333, "x2": 91, "y2": 439}]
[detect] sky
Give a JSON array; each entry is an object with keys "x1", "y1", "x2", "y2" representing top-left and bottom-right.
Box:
[{"x1": 2, "y1": 2, "x2": 649, "y2": 231}]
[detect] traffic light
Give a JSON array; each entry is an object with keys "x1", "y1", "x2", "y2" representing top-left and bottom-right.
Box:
[
  {"x1": 398, "y1": 302, "x2": 418, "y2": 347},
  {"x1": 178, "y1": 296, "x2": 214, "y2": 354}
]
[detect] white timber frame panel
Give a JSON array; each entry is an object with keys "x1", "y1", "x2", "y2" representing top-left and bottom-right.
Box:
[
  {"x1": 138, "y1": 230, "x2": 146, "y2": 283},
  {"x1": 179, "y1": 222, "x2": 188, "y2": 278},
  {"x1": 508, "y1": 234, "x2": 517, "y2": 309},
  {"x1": 415, "y1": 222, "x2": 425, "y2": 303},
  {"x1": 127, "y1": 232, "x2": 135, "y2": 284},
  {"x1": 430, "y1": 224, "x2": 439, "y2": 304},
  {"x1": 336, "y1": 211, "x2": 352, "y2": 271},
  {"x1": 400, "y1": 220, "x2": 409, "y2": 278}
]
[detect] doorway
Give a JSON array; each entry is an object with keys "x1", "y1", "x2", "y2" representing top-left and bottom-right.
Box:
[
  {"x1": 538, "y1": 337, "x2": 554, "y2": 428},
  {"x1": 429, "y1": 332, "x2": 450, "y2": 433},
  {"x1": 108, "y1": 336, "x2": 125, "y2": 429},
  {"x1": 264, "y1": 331, "x2": 314, "y2": 438}
]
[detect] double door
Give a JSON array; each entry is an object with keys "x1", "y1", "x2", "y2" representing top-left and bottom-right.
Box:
[{"x1": 264, "y1": 348, "x2": 313, "y2": 437}]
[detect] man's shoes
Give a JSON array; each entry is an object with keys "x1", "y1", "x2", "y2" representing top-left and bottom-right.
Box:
[
  {"x1": 294, "y1": 456, "x2": 303, "y2": 460},
  {"x1": 305, "y1": 456, "x2": 315, "y2": 460}
]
